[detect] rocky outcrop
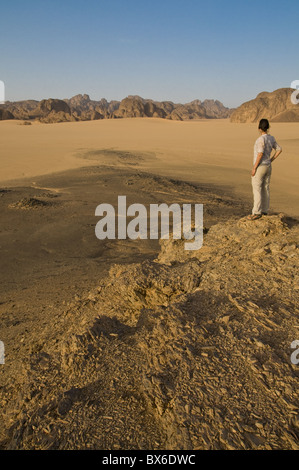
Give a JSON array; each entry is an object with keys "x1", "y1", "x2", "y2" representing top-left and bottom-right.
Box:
[
  {"x1": 0, "y1": 108, "x2": 14, "y2": 120},
  {"x1": 113, "y1": 95, "x2": 176, "y2": 119},
  {"x1": 0, "y1": 98, "x2": 74, "y2": 123},
  {"x1": 113, "y1": 96, "x2": 231, "y2": 120},
  {"x1": 0, "y1": 100, "x2": 38, "y2": 120},
  {"x1": 169, "y1": 101, "x2": 207, "y2": 121},
  {"x1": 230, "y1": 88, "x2": 299, "y2": 123},
  {"x1": 38, "y1": 99, "x2": 71, "y2": 115},
  {"x1": 201, "y1": 99, "x2": 234, "y2": 118},
  {"x1": 2, "y1": 214, "x2": 298, "y2": 450},
  {"x1": 113, "y1": 96, "x2": 149, "y2": 118},
  {"x1": 34, "y1": 99, "x2": 73, "y2": 123},
  {"x1": 64, "y1": 94, "x2": 106, "y2": 120}
]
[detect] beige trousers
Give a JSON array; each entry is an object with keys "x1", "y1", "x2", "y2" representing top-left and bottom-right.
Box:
[{"x1": 251, "y1": 164, "x2": 272, "y2": 215}]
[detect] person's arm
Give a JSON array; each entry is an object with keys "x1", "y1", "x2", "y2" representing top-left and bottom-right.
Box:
[
  {"x1": 252, "y1": 152, "x2": 263, "y2": 176},
  {"x1": 271, "y1": 146, "x2": 282, "y2": 163}
]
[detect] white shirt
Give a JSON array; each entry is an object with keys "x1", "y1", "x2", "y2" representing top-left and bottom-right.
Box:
[{"x1": 254, "y1": 134, "x2": 282, "y2": 166}]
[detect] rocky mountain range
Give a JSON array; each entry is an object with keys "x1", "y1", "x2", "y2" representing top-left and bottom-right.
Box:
[
  {"x1": 0, "y1": 94, "x2": 232, "y2": 123},
  {"x1": 230, "y1": 88, "x2": 299, "y2": 123},
  {"x1": 2, "y1": 88, "x2": 299, "y2": 124}
]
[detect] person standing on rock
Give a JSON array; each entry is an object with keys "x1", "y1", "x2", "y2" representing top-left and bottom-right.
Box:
[{"x1": 248, "y1": 118, "x2": 282, "y2": 220}]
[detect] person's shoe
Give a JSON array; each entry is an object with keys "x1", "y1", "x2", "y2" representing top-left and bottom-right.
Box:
[
  {"x1": 262, "y1": 212, "x2": 268, "y2": 216},
  {"x1": 248, "y1": 214, "x2": 262, "y2": 220}
]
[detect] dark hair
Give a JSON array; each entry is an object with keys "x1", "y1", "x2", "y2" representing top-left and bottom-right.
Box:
[{"x1": 258, "y1": 118, "x2": 270, "y2": 132}]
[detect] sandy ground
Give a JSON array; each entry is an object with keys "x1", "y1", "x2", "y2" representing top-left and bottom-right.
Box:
[
  {"x1": 0, "y1": 118, "x2": 298, "y2": 217},
  {"x1": 0, "y1": 118, "x2": 298, "y2": 450}
]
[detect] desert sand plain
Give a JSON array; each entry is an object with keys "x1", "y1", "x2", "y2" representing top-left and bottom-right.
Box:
[
  {"x1": 1, "y1": 118, "x2": 299, "y2": 217},
  {"x1": 0, "y1": 117, "x2": 298, "y2": 450}
]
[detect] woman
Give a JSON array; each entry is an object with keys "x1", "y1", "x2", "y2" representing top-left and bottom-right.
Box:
[{"x1": 248, "y1": 118, "x2": 282, "y2": 220}]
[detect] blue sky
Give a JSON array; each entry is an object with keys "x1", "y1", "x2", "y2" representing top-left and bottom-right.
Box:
[{"x1": 0, "y1": 0, "x2": 298, "y2": 107}]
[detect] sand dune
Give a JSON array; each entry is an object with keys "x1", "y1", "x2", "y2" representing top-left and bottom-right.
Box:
[{"x1": 0, "y1": 118, "x2": 298, "y2": 216}]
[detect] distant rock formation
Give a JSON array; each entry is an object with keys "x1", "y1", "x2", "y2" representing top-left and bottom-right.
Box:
[
  {"x1": 230, "y1": 88, "x2": 299, "y2": 123},
  {"x1": 0, "y1": 100, "x2": 38, "y2": 120},
  {"x1": 64, "y1": 94, "x2": 109, "y2": 121},
  {"x1": 113, "y1": 96, "x2": 231, "y2": 120},
  {"x1": 34, "y1": 99, "x2": 74, "y2": 123},
  {"x1": 113, "y1": 96, "x2": 166, "y2": 119},
  {"x1": 0, "y1": 93, "x2": 231, "y2": 123},
  {"x1": 0, "y1": 108, "x2": 14, "y2": 120},
  {"x1": 201, "y1": 99, "x2": 233, "y2": 119},
  {"x1": 38, "y1": 98, "x2": 71, "y2": 115},
  {"x1": 0, "y1": 98, "x2": 73, "y2": 123},
  {"x1": 3, "y1": 88, "x2": 299, "y2": 124}
]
